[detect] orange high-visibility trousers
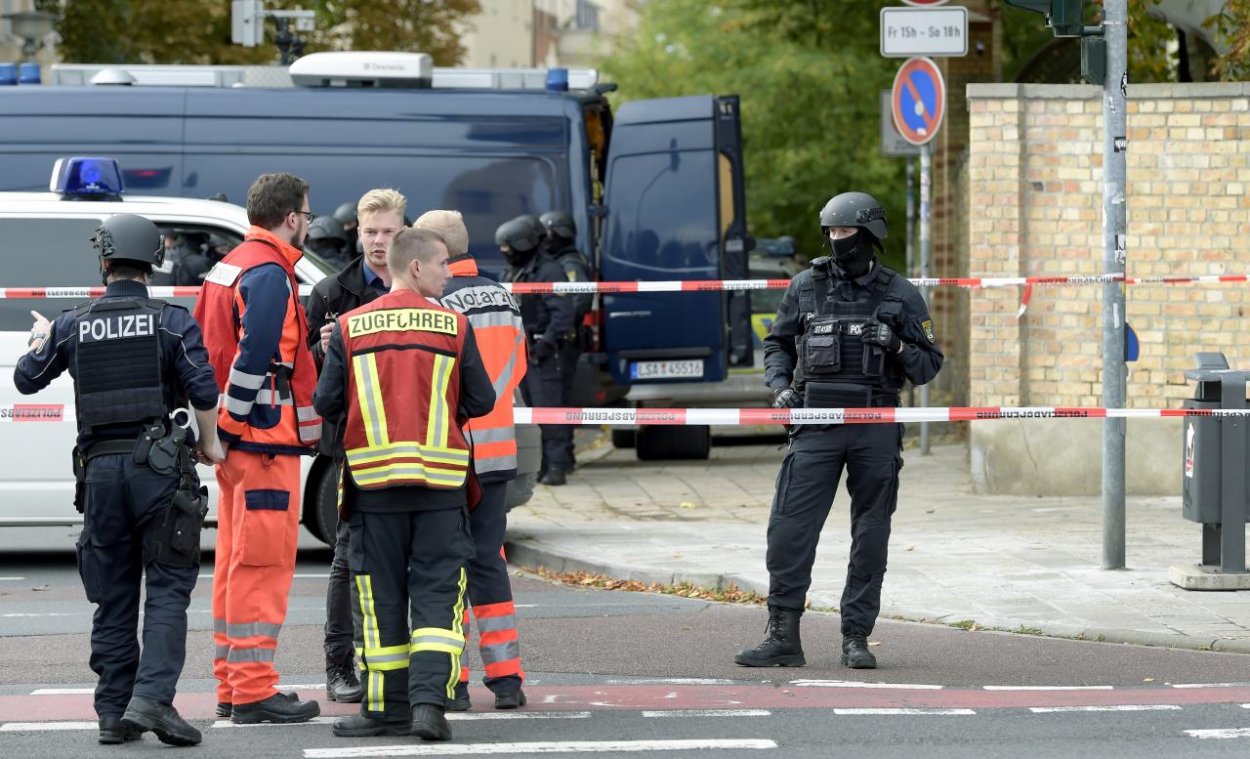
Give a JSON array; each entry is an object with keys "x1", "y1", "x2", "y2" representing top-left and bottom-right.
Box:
[{"x1": 211, "y1": 450, "x2": 302, "y2": 706}]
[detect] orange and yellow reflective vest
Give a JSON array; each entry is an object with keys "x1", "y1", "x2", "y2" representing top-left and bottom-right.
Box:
[{"x1": 339, "y1": 290, "x2": 473, "y2": 490}]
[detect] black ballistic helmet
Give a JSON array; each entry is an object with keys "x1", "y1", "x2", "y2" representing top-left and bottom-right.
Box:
[
  {"x1": 306, "y1": 215, "x2": 348, "y2": 244},
  {"x1": 539, "y1": 210, "x2": 576, "y2": 240},
  {"x1": 818, "y1": 191, "x2": 888, "y2": 241},
  {"x1": 495, "y1": 214, "x2": 544, "y2": 253},
  {"x1": 92, "y1": 214, "x2": 164, "y2": 268},
  {"x1": 332, "y1": 201, "x2": 357, "y2": 226}
]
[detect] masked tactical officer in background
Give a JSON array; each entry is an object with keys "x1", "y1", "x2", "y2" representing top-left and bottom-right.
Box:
[
  {"x1": 735, "y1": 191, "x2": 943, "y2": 671},
  {"x1": 15, "y1": 214, "x2": 224, "y2": 747},
  {"x1": 498, "y1": 214, "x2": 579, "y2": 486},
  {"x1": 314, "y1": 227, "x2": 496, "y2": 741},
  {"x1": 537, "y1": 210, "x2": 592, "y2": 472}
]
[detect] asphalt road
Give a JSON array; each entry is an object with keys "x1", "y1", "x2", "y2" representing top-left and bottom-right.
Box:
[{"x1": 1, "y1": 546, "x2": 1249, "y2": 757}]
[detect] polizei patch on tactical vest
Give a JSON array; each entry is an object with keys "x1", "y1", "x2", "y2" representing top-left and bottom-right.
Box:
[
  {"x1": 348, "y1": 308, "x2": 458, "y2": 338},
  {"x1": 78, "y1": 312, "x2": 156, "y2": 343},
  {"x1": 922, "y1": 319, "x2": 936, "y2": 343}
]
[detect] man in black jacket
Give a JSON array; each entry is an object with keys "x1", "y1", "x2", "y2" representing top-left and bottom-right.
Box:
[{"x1": 305, "y1": 189, "x2": 407, "y2": 704}]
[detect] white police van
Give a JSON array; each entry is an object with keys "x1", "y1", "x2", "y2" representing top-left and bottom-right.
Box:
[{"x1": 0, "y1": 158, "x2": 540, "y2": 544}]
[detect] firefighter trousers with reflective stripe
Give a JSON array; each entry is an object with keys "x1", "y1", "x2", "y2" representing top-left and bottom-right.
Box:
[
  {"x1": 78, "y1": 454, "x2": 198, "y2": 718},
  {"x1": 457, "y1": 481, "x2": 524, "y2": 696},
  {"x1": 765, "y1": 423, "x2": 903, "y2": 637},
  {"x1": 350, "y1": 505, "x2": 473, "y2": 722},
  {"x1": 211, "y1": 450, "x2": 302, "y2": 706}
]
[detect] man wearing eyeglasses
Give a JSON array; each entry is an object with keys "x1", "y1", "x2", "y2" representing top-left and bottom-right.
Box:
[{"x1": 193, "y1": 173, "x2": 323, "y2": 725}]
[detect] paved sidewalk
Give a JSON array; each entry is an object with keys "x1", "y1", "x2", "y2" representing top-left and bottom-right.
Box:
[{"x1": 506, "y1": 434, "x2": 1250, "y2": 654}]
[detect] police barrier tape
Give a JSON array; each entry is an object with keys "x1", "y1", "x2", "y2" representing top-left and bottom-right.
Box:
[
  {"x1": 3, "y1": 272, "x2": 1249, "y2": 300},
  {"x1": 2, "y1": 403, "x2": 1246, "y2": 426}
]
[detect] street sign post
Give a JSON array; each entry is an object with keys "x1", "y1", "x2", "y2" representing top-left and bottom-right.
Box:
[
  {"x1": 880, "y1": 6, "x2": 969, "y2": 57},
  {"x1": 881, "y1": 90, "x2": 921, "y2": 157},
  {"x1": 891, "y1": 56, "x2": 945, "y2": 146}
]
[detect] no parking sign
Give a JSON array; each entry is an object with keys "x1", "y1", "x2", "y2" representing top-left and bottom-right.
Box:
[{"x1": 891, "y1": 56, "x2": 945, "y2": 146}]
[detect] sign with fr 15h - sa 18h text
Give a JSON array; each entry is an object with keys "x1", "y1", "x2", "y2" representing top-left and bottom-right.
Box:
[{"x1": 880, "y1": 5, "x2": 968, "y2": 58}]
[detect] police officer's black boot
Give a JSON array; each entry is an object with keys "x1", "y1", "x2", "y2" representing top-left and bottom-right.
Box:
[
  {"x1": 98, "y1": 716, "x2": 143, "y2": 745},
  {"x1": 841, "y1": 634, "x2": 877, "y2": 669},
  {"x1": 121, "y1": 696, "x2": 202, "y2": 746},
  {"x1": 734, "y1": 607, "x2": 805, "y2": 667}
]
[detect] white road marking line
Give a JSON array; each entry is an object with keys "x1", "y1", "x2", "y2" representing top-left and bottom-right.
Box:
[
  {"x1": 1185, "y1": 728, "x2": 1250, "y2": 739},
  {"x1": 791, "y1": 680, "x2": 943, "y2": 690},
  {"x1": 642, "y1": 709, "x2": 771, "y2": 718},
  {"x1": 1030, "y1": 705, "x2": 1183, "y2": 713},
  {"x1": 279, "y1": 683, "x2": 328, "y2": 691},
  {"x1": 0, "y1": 721, "x2": 97, "y2": 732},
  {"x1": 212, "y1": 717, "x2": 338, "y2": 729},
  {"x1": 1, "y1": 613, "x2": 79, "y2": 618},
  {"x1": 1172, "y1": 682, "x2": 1250, "y2": 689},
  {"x1": 982, "y1": 685, "x2": 1114, "y2": 691},
  {"x1": 0, "y1": 576, "x2": 26, "y2": 581},
  {"x1": 1242, "y1": 704, "x2": 1250, "y2": 709},
  {"x1": 833, "y1": 708, "x2": 975, "y2": 716},
  {"x1": 304, "y1": 739, "x2": 778, "y2": 757},
  {"x1": 212, "y1": 712, "x2": 593, "y2": 729},
  {"x1": 30, "y1": 687, "x2": 95, "y2": 695}
]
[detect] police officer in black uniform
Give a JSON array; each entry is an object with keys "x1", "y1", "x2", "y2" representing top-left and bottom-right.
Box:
[
  {"x1": 15, "y1": 214, "x2": 224, "y2": 746},
  {"x1": 498, "y1": 214, "x2": 580, "y2": 486},
  {"x1": 735, "y1": 192, "x2": 943, "y2": 671},
  {"x1": 538, "y1": 210, "x2": 592, "y2": 472},
  {"x1": 305, "y1": 215, "x2": 352, "y2": 269}
]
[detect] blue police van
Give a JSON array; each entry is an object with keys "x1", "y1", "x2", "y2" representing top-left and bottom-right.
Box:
[{"x1": 0, "y1": 52, "x2": 754, "y2": 459}]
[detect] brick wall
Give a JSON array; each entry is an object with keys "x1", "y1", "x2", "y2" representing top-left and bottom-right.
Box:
[{"x1": 966, "y1": 82, "x2": 1250, "y2": 410}]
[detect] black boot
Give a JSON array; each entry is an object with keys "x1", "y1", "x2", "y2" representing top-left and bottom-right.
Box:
[
  {"x1": 332, "y1": 714, "x2": 409, "y2": 738},
  {"x1": 326, "y1": 659, "x2": 364, "y2": 703},
  {"x1": 218, "y1": 690, "x2": 300, "y2": 719},
  {"x1": 734, "y1": 607, "x2": 805, "y2": 667},
  {"x1": 98, "y1": 716, "x2": 142, "y2": 745},
  {"x1": 494, "y1": 688, "x2": 526, "y2": 710},
  {"x1": 411, "y1": 703, "x2": 452, "y2": 741},
  {"x1": 121, "y1": 696, "x2": 202, "y2": 747},
  {"x1": 841, "y1": 634, "x2": 877, "y2": 669},
  {"x1": 231, "y1": 692, "x2": 321, "y2": 724}
]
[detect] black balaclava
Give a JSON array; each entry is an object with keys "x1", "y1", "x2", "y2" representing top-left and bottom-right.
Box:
[{"x1": 828, "y1": 229, "x2": 876, "y2": 278}]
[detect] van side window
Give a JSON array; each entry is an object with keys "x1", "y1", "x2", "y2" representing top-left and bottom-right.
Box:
[{"x1": 0, "y1": 217, "x2": 102, "y2": 331}]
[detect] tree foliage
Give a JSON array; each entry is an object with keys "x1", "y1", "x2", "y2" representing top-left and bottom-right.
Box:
[
  {"x1": 1209, "y1": 0, "x2": 1250, "y2": 80},
  {"x1": 601, "y1": 0, "x2": 904, "y2": 264},
  {"x1": 36, "y1": 0, "x2": 479, "y2": 66}
]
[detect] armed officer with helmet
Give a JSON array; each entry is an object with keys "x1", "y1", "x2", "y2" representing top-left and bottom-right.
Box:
[
  {"x1": 735, "y1": 192, "x2": 942, "y2": 671},
  {"x1": 15, "y1": 214, "x2": 225, "y2": 747},
  {"x1": 497, "y1": 214, "x2": 583, "y2": 486}
]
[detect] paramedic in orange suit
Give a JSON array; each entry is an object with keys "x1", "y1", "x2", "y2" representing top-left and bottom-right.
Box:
[{"x1": 192, "y1": 173, "x2": 322, "y2": 725}]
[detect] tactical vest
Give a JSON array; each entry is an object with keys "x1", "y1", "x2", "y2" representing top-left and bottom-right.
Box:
[
  {"x1": 795, "y1": 263, "x2": 905, "y2": 408},
  {"x1": 73, "y1": 298, "x2": 167, "y2": 430}
]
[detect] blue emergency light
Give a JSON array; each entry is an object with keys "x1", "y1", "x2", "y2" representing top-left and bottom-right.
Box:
[
  {"x1": 546, "y1": 67, "x2": 569, "y2": 92},
  {"x1": 0, "y1": 63, "x2": 16, "y2": 86},
  {"x1": 50, "y1": 157, "x2": 125, "y2": 198}
]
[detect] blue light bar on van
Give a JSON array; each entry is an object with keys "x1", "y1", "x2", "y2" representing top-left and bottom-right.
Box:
[
  {"x1": 18, "y1": 63, "x2": 40, "y2": 84},
  {"x1": 0, "y1": 63, "x2": 16, "y2": 86},
  {"x1": 50, "y1": 157, "x2": 125, "y2": 197},
  {"x1": 546, "y1": 67, "x2": 569, "y2": 92}
]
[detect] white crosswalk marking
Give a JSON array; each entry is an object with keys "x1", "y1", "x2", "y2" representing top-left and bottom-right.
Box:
[
  {"x1": 1185, "y1": 728, "x2": 1250, "y2": 739},
  {"x1": 983, "y1": 685, "x2": 1113, "y2": 691},
  {"x1": 30, "y1": 688, "x2": 95, "y2": 695},
  {"x1": 211, "y1": 712, "x2": 593, "y2": 729},
  {"x1": 1030, "y1": 705, "x2": 1182, "y2": 713},
  {"x1": 0, "y1": 721, "x2": 97, "y2": 732},
  {"x1": 303, "y1": 739, "x2": 778, "y2": 757},
  {"x1": 642, "y1": 709, "x2": 771, "y2": 718}
]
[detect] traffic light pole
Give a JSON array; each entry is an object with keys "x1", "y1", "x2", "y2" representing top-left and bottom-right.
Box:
[{"x1": 1101, "y1": 0, "x2": 1128, "y2": 570}]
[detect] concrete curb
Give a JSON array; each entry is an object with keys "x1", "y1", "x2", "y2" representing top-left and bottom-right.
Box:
[{"x1": 504, "y1": 538, "x2": 1250, "y2": 656}]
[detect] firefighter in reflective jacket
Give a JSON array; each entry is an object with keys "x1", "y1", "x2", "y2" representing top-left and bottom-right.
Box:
[
  {"x1": 15, "y1": 214, "x2": 222, "y2": 747},
  {"x1": 314, "y1": 227, "x2": 496, "y2": 741},
  {"x1": 416, "y1": 209, "x2": 529, "y2": 711},
  {"x1": 735, "y1": 191, "x2": 942, "y2": 671},
  {"x1": 193, "y1": 174, "x2": 323, "y2": 725}
]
